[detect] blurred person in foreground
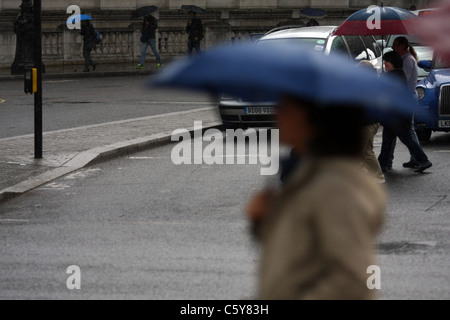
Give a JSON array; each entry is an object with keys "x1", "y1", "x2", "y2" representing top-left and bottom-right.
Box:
[
  {"x1": 246, "y1": 97, "x2": 386, "y2": 300},
  {"x1": 378, "y1": 51, "x2": 432, "y2": 173}
]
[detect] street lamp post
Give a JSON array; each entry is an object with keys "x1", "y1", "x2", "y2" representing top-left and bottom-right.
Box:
[
  {"x1": 34, "y1": 0, "x2": 43, "y2": 159},
  {"x1": 11, "y1": 0, "x2": 43, "y2": 159},
  {"x1": 11, "y1": 0, "x2": 35, "y2": 75}
]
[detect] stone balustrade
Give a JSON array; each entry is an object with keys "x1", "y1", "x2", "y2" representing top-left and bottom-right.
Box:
[
  {"x1": 0, "y1": 0, "x2": 427, "y2": 72},
  {"x1": 0, "y1": 0, "x2": 428, "y2": 11}
]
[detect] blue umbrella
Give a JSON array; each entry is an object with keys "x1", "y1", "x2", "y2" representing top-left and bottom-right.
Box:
[
  {"x1": 150, "y1": 42, "x2": 418, "y2": 117},
  {"x1": 68, "y1": 14, "x2": 92, "y2": 25}
]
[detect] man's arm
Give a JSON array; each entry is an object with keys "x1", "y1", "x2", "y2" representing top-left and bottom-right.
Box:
[
  {"x1": 150, "y1": 17, "x2": 158, "y2": 31},
  {"x1": 186, "y1": 20, "x2": 192, "y2": 33},
  {"x1": 403, "y1": 56, "x2": 419, "y2": 94},
  {"x1": 199, "y1": 19, "x2": 203, "y2": 34}
]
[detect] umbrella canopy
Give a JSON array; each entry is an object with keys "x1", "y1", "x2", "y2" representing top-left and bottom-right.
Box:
[
  {"x1": 150, "y1": 42, "x2": 418, "y2": 118},
  {"x1": 334, "y1": 6, "x2": 419, "y2": 36},
  {"x1": 301, "y1": 8, "x2": 327, "y2": 18},
  {"x1": 181, "y1": 5, "x2": 205, "y2": 14},
  {"x1": 133, "y1": 6, "x2": 158, "y2": 18},
  {"x1": 69, "y1": 14, "x2": 92, "y2": 25}
]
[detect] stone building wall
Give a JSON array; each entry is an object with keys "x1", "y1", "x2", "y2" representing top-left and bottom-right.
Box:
[{"x1": 0, "y1": 0, "x2": 429, "y2": 72}]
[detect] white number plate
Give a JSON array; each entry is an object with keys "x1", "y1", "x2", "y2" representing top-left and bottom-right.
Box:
[
  {"x1": 439, "y1": 120, "x2": 450, "y2": 128},
  {"x1": 244, "y1": 107, "x2": 275, "y2": 115}
]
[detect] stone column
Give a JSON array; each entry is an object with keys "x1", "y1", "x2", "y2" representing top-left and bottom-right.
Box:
[
  {"x1": 206, "y1": 0, "x2": 237, "y2": 9},
  {"x1": 311, "y1": 0, "x2": 349, "y2": 8},
  {"x1": 130, "y1": 22, "x2": 140, "y2": 62},
  {"x1": 3, "y1": 0, "x2": 20, "y2": 9},
  {"x1": 204, "y1": 20, "x2": 232, "y2": 50},
  {"x1": 277, "y1": 0, "x2": 309, "y2": 8},
  {"x1": 169, "y1": 0, "x2": 207, "y2": 10},
  {"x1": 63, "y1": 25, "x2": 80, "y2": 62},
  {"x1": 349, "y1": 0, "x2": 375, "y2": 8},
  {"x1": 239, "y1": 0, "x2": 277, "y2": 8},
  {"x1": 78, "y1": 1, "x2": 102, "y2": 9},
  {"x1": 100, "y1": 0, "x2": 136, "y2": 10},
  {"x1": 42, "y1": 0, "x2": 69, "y2": 10}
]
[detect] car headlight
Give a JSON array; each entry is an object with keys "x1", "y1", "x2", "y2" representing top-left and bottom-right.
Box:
[{"x1": 416, "y1": 87, "x2": 426, "y2": 100}]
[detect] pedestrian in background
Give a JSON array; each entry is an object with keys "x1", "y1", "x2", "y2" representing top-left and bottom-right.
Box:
[
  {"x1": 137, "y1": 14, "x2": 162, "y2": 69},
  {"x1": 391, "y1": 36, "x2": 423, "y2": 169},
  {"x1": 378, "y1": 51, "x2": 432, "y2": 173},
  {"x1": 392, "y1": 36, "x2": 419, "y2": 97},
  {"x1": 80, "y1": 20, "x2": 97, "y2": 72},
  {"x1": 306, "y1": 18, "x2": 319, "y2": 26},
  {"x1": 186, "y1": 11, "x2": 203, "y2": 55},
  {"x1": 358, "y1": 60, "x2": 385, "y2": 183},
  {"x1": 246, "y1": 97, "x2": 386, "y2": 299}
]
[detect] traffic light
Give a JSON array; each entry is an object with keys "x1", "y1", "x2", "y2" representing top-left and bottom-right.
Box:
[{"x1": 24, "y1": 68, "x2": 37, "y2": 94}]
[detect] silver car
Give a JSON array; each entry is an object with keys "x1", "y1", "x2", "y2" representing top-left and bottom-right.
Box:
[{"x1": 218, "y1": 26, "x2": 383, "y2": 129}]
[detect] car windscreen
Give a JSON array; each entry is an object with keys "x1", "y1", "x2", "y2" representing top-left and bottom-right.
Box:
[
  {"x1": 257, "y1": 38, "x2": 328, "y2": 53},
  {"x1": 387, "y1": 34, "x2": 425, "y2": 47}
]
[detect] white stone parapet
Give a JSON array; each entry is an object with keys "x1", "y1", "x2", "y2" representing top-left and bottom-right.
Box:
[{"x1": 0, "y1": 0, "x2": 420, "y2": 71}]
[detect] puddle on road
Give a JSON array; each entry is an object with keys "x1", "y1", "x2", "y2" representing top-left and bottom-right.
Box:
[{"x1": 377, "y1": 241, "x2": 436, "y2": 255}]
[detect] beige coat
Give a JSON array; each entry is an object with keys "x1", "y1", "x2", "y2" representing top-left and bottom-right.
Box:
[{"x1": 256, "y1": 157, "x2": 386, "y2": 300}]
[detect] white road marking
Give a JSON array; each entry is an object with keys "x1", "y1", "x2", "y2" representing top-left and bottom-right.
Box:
[
  {"x1": 44, "y1": 80, "x2": 79, "y2": 83},
  {"x1": 40, "y1": 182, "x2": 71, "y2": 190},
  {"x1": 64, "y1": 168, "x2": 101, "y2": 180},
  {"x1": 108, "y1": 220, "x2": 195, "y2": 226},
  {"x1": 0, "y1": 219, "x2": 29, "y2": 222},
  {"x1": 0, "y1": 107, "x2": 215, "y2": 142},
  {"x1": 128, "y1": 156, "x2": 168, "y2": 160}
]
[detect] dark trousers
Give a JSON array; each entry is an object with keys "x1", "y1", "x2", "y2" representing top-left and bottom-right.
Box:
[
  {"x1": 378, "y1": 116, "x2": 429, "y2": 168},
  {"x1": 83, "y1": 41, "x2": 95, "y2": 70},
  {"x1": 188, "y1": 39, "x2": 201, "y2": 55}
]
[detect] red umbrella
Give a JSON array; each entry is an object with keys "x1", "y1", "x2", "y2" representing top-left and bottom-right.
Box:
[
  {"x1": 334, "y1": 5, "x2": 419, "y2": 36},
  {"x1": 334, "y1": 5, "x2": 420, "y2": 70}
]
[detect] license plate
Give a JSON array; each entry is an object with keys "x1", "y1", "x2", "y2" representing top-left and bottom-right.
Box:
[
  {"x1": 439, "y1": 120, "x2": 450, "y2": 128},
  {"x1": 244, "y1": 106, "x2": 275, "y2": 115}
]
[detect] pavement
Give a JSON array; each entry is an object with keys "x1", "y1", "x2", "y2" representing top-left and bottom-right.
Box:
[
  {"x1": 0, "y1": 61, "x2": 159, "y2": 81},
  {"x1": 1, "y1": 61, "x2": 226, "y2": 203},
  {"x1": 0, "y1": 106, "x2": 222, "y2": 203}
]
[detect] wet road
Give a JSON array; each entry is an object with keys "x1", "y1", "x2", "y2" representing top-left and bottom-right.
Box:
[{"x1": 0, "y1": 130, "x2": 449, "y2": 299}]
